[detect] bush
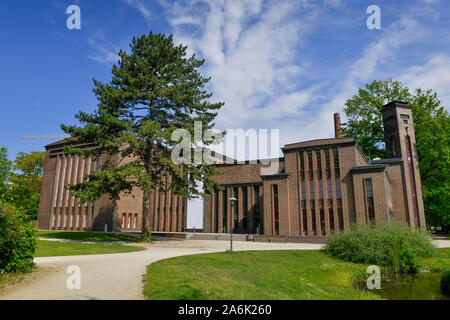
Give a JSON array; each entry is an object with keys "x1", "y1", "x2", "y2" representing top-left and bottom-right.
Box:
[
  {"x1": 324, "y1": 223, "x2": 436, "y2": 273},
  {"x1": 441, "y1": 268, "x2": 450, "y2": 296},
  {"x1": 0, "y1": 205, "x2": 36, "y2": 273}
]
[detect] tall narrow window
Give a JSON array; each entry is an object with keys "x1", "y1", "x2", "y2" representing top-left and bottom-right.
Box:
[
  {"x1": 364, "y1": 179, "x2": 375, "y2": 222},
  {"x1": 316, "y1": 151, "x2": 322, "y2": 171},
  {"x1": 122, "y1": 214, "x2": 126, "y2": 229},
  {"x1": 254, "y1": 186, "x2": 261, "y2": 234},
  {"x1": 302, "y1": 208, "x2": 308, "y2": 235},
  {"x1": 233, "y1": 187, "x2": 239, "y2": 233},
  {"x1": 333, "y1": 148, "x2": 340, "y2": 177},
  {"x1": 311, "y1": 208, "x2": 316, "y2": 235},
  {"x1": 325, "y1": 150, "x2": 331, "y2": 169},
  {"x1": 328, "y1": 207, "x2": 335, "y2": 231},
  {"x1": 299, "y1": 152, "x2": 305, "y2": 171},
  {"x1": 309, "y1": 179, "x2": 315, "y2": 200},
  {"x1": 336, "y1": 179, "x2": 342, "y2": 199},
  {"x1": 318, "y1": 178, "x2": 323, "y2": 199},
  {"x1": 133, "y1": 214, "x2": 138, "y2": 229},
  {"x1": 327, "y1": 178, "x2": 332, "y2": 199},
  {"x1": 320, "y1": 208, "x2": 325, "y2": 236},
  {"x1": 214, "y1": 189, "x2": 219, "y2": 233},
  {"x1": 242, "y1": 186, "x2": 248, "y2": 233},
  {"x1": 301, "y1": 180, "x2": 306, "y2": 200},
  {"x1": 222, "y1": 189, "x2": 228, "y2": 232},
  {"x1": 273, "y1": 185, "x2": 280, "y2": 235},
  {"x1": 338, "y1": 207, "x2": 344, "y2": 231}
]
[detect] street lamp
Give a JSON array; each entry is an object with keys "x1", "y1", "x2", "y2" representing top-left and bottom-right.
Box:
[{"x1": 229, "y1": 196, "x2": 237, "y2": 251}]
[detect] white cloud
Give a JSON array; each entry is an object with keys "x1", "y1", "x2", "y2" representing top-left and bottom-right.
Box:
[
  {"x1": 87, "y1": 31, "x2": 120, "y2": 64},
  {"x1": 317, "y1": 17, "x2": 426, "y2": 137},
  {"x1": 400, "y1": 54, "x2": 450, "y2": 110},
  {"x1": 123, "y1": 0, "x2": 152, "y2": 21},
  {"x1": 157, "y1": 0, "x2": 321, "y2": 132}
]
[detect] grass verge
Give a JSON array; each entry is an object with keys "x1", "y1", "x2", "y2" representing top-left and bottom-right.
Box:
[
  {"x1": 143, "y1": 250, "x2": 381, "y2": 300},
  {"x1": 35, "y1": 239, "x2": 144, "y2": 257},
  {"x1": 37, "y1": 230, "x2": 142, "y2": 242},
  {"x1": 144, "y1": 248, "x2": 450, "y2": 300}
]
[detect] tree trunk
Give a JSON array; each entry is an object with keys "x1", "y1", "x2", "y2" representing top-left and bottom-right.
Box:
[{"x1": 141, "y1": 189, "x2": 152, "y2": 241}]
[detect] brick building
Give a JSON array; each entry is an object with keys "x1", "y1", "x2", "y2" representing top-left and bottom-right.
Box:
[
  {"x1": 37, "y1": 101, "x2": 426, "y2": 237},
  {"x1": 203, "y1": 101, "x2": 426, "y2": 238}
]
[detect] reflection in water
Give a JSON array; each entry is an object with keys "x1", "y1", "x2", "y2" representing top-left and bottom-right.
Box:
[{"x1": 355, "y1": 272, "x2": 450, "y2": 300}]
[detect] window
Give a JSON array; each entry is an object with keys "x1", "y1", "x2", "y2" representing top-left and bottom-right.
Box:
[
  {"x1": 364, "y1": 179, "x2": 375, "y2": 222},
  {"x1": 273, "y1": 185, "x2": 280, "y2": 235},
  {"x1": 233, "y1": 187, "x2": 239, "y2": 233},
  {"x1": 222, "y1": 189, "x2": 228, "y2": 232},
  {"x1": 302, "y1": 208, "x2": 308, "y2": 235},
  {"x1": 316, "y1": 151, "x2": 322, "y2": 171},
  {"x1": 311, "y1": 208, "x2": 316, "y2": 235},
  {"x1": 318, "y1": 179, "x2": 323, "y2": 199},
  {"x1": 214, "y1": 189, "x2": 219, "y2": 232},
  {"x1": 328, "y1": 207, "x2": 335, "y2": 231},
  {"x1": 301, "y1": 180, "x2": 306, "y2": 200},
  {"x1": 333, "y1": 148, "x2": 340, "y2": 177},
  {"x1": 299, "y1": 152, "x2": 305, "y2": 171},
  {"x1": 325, "y1": 150, "x2": 331, "y2": 169},
  {"x1": 133, "y1": 214, "x2": 138, "y2": 229},
  {"x1": 242, "y1": 187, "x2": 248, "y2": 233},
  {"x1": 309, "y1": 180, "x2": 315, "y2": 200},
  {"x1": 254, "y1": 186, "x2": 262, "y2": 233},
  {"x1": 320, "y1": 208, "x2": 325, "y2": 235},
  {"x1": 308, "y1": 151, "x2": 313, "y2": 171},
  {"x1": 122, "y1": 214, "x2": 126, "y2": 228},
  {"x1": 327, "y1": 178, "x2": 332, "y2": 199},
  {"x1": 336, "y1": 179, "x2": 342, "y2": 199},
  {"x1": 338, "y1": 207, "x2": 344, "y2": 231},
  {"x1": 128, "y1": 214, "x2": 132, "y2": 229}
]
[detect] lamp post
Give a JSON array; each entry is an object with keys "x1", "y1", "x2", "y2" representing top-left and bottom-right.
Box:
[{"x1": 229, "y1": 196, "x2": 237, "y2": 251}]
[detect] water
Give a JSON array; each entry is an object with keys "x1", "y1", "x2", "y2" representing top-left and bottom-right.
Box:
[{"x1": 355, "y1": 272, "x2": 450, "y2": 300}]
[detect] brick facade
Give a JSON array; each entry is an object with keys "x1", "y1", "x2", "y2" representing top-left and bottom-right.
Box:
[
  {"x1": 37, "y1": 101, "x2": 426, "y2": 237},
  {"x1": 204, "y1": 101, "x2": 426, "y2": 237}
]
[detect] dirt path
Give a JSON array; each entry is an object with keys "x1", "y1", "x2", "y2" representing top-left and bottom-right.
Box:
[{"x1": 0, "y1": 240, "x2": 323, "y2": 300}]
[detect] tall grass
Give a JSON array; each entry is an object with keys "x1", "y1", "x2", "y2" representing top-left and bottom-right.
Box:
[{"x1": 324, "y1": 223, "x2": 436, "y2": 273}]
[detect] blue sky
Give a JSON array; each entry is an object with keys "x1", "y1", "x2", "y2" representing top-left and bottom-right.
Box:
[{"x1": 1, "y1": 0, "x2": 449, "y2": 161}]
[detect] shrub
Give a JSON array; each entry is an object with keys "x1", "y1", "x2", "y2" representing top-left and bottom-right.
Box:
[
  {"x1": 441, "y1": 268, "x2": 450, "y2": 296},
  {"x1": 324, "y1": 223, "x2": 436, "y2": 273},
  {"x1": 0, "y1": 205, "x2": 36, "y2": 273}
]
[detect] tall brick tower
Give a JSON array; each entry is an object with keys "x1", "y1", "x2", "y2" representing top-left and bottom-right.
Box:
[{"x1": 382, "y1": 101, "x2": 426, "y2": 228}]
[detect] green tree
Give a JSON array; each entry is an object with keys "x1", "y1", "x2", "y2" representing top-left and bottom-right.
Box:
[
  {"x1": 0, "y1": 147, "x2": 36, "y2": 273},
  {"x1": 342, "y1": 78, "x2": 450, "y2": 231},
  {"x1": 11, "y1": 151, "x2": 45, "y2": 194},
  {"x1": 0, "y1": 147, "x2": 12, "y2": 210},
  {"x1": 61, "y1": 32, "x2": 224, "y2": 240}
]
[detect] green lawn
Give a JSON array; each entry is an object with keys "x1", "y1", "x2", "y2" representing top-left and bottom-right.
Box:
[
  {"x1": 143, "y1": 248, "x2": 450, "y2": 300},
  {"x1": 35, "y1": 239, "x2": 145, "y2": 257},
  {"x1": 144, "y1": 250, "x2": 381, "y2": 300},
  {"x1": 37, "y1": 230, "x2": 142, "y2": 242}
]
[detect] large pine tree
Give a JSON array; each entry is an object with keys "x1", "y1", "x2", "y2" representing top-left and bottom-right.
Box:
[{"x1": 61, "y1": 32, "x2": 224, "y2": 240}]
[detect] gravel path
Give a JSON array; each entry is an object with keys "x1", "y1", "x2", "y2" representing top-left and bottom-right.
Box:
[
  {"x1": 1, "y1": 239, "x2": 448, "y2": 300},
  {"x1": 0, "y1": 240, "x2": 322, "y2": 300}
]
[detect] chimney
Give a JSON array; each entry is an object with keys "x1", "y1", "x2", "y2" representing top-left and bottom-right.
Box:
[{"x1": 334, "y1": 113, "x2": 342, "y2": 138}]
